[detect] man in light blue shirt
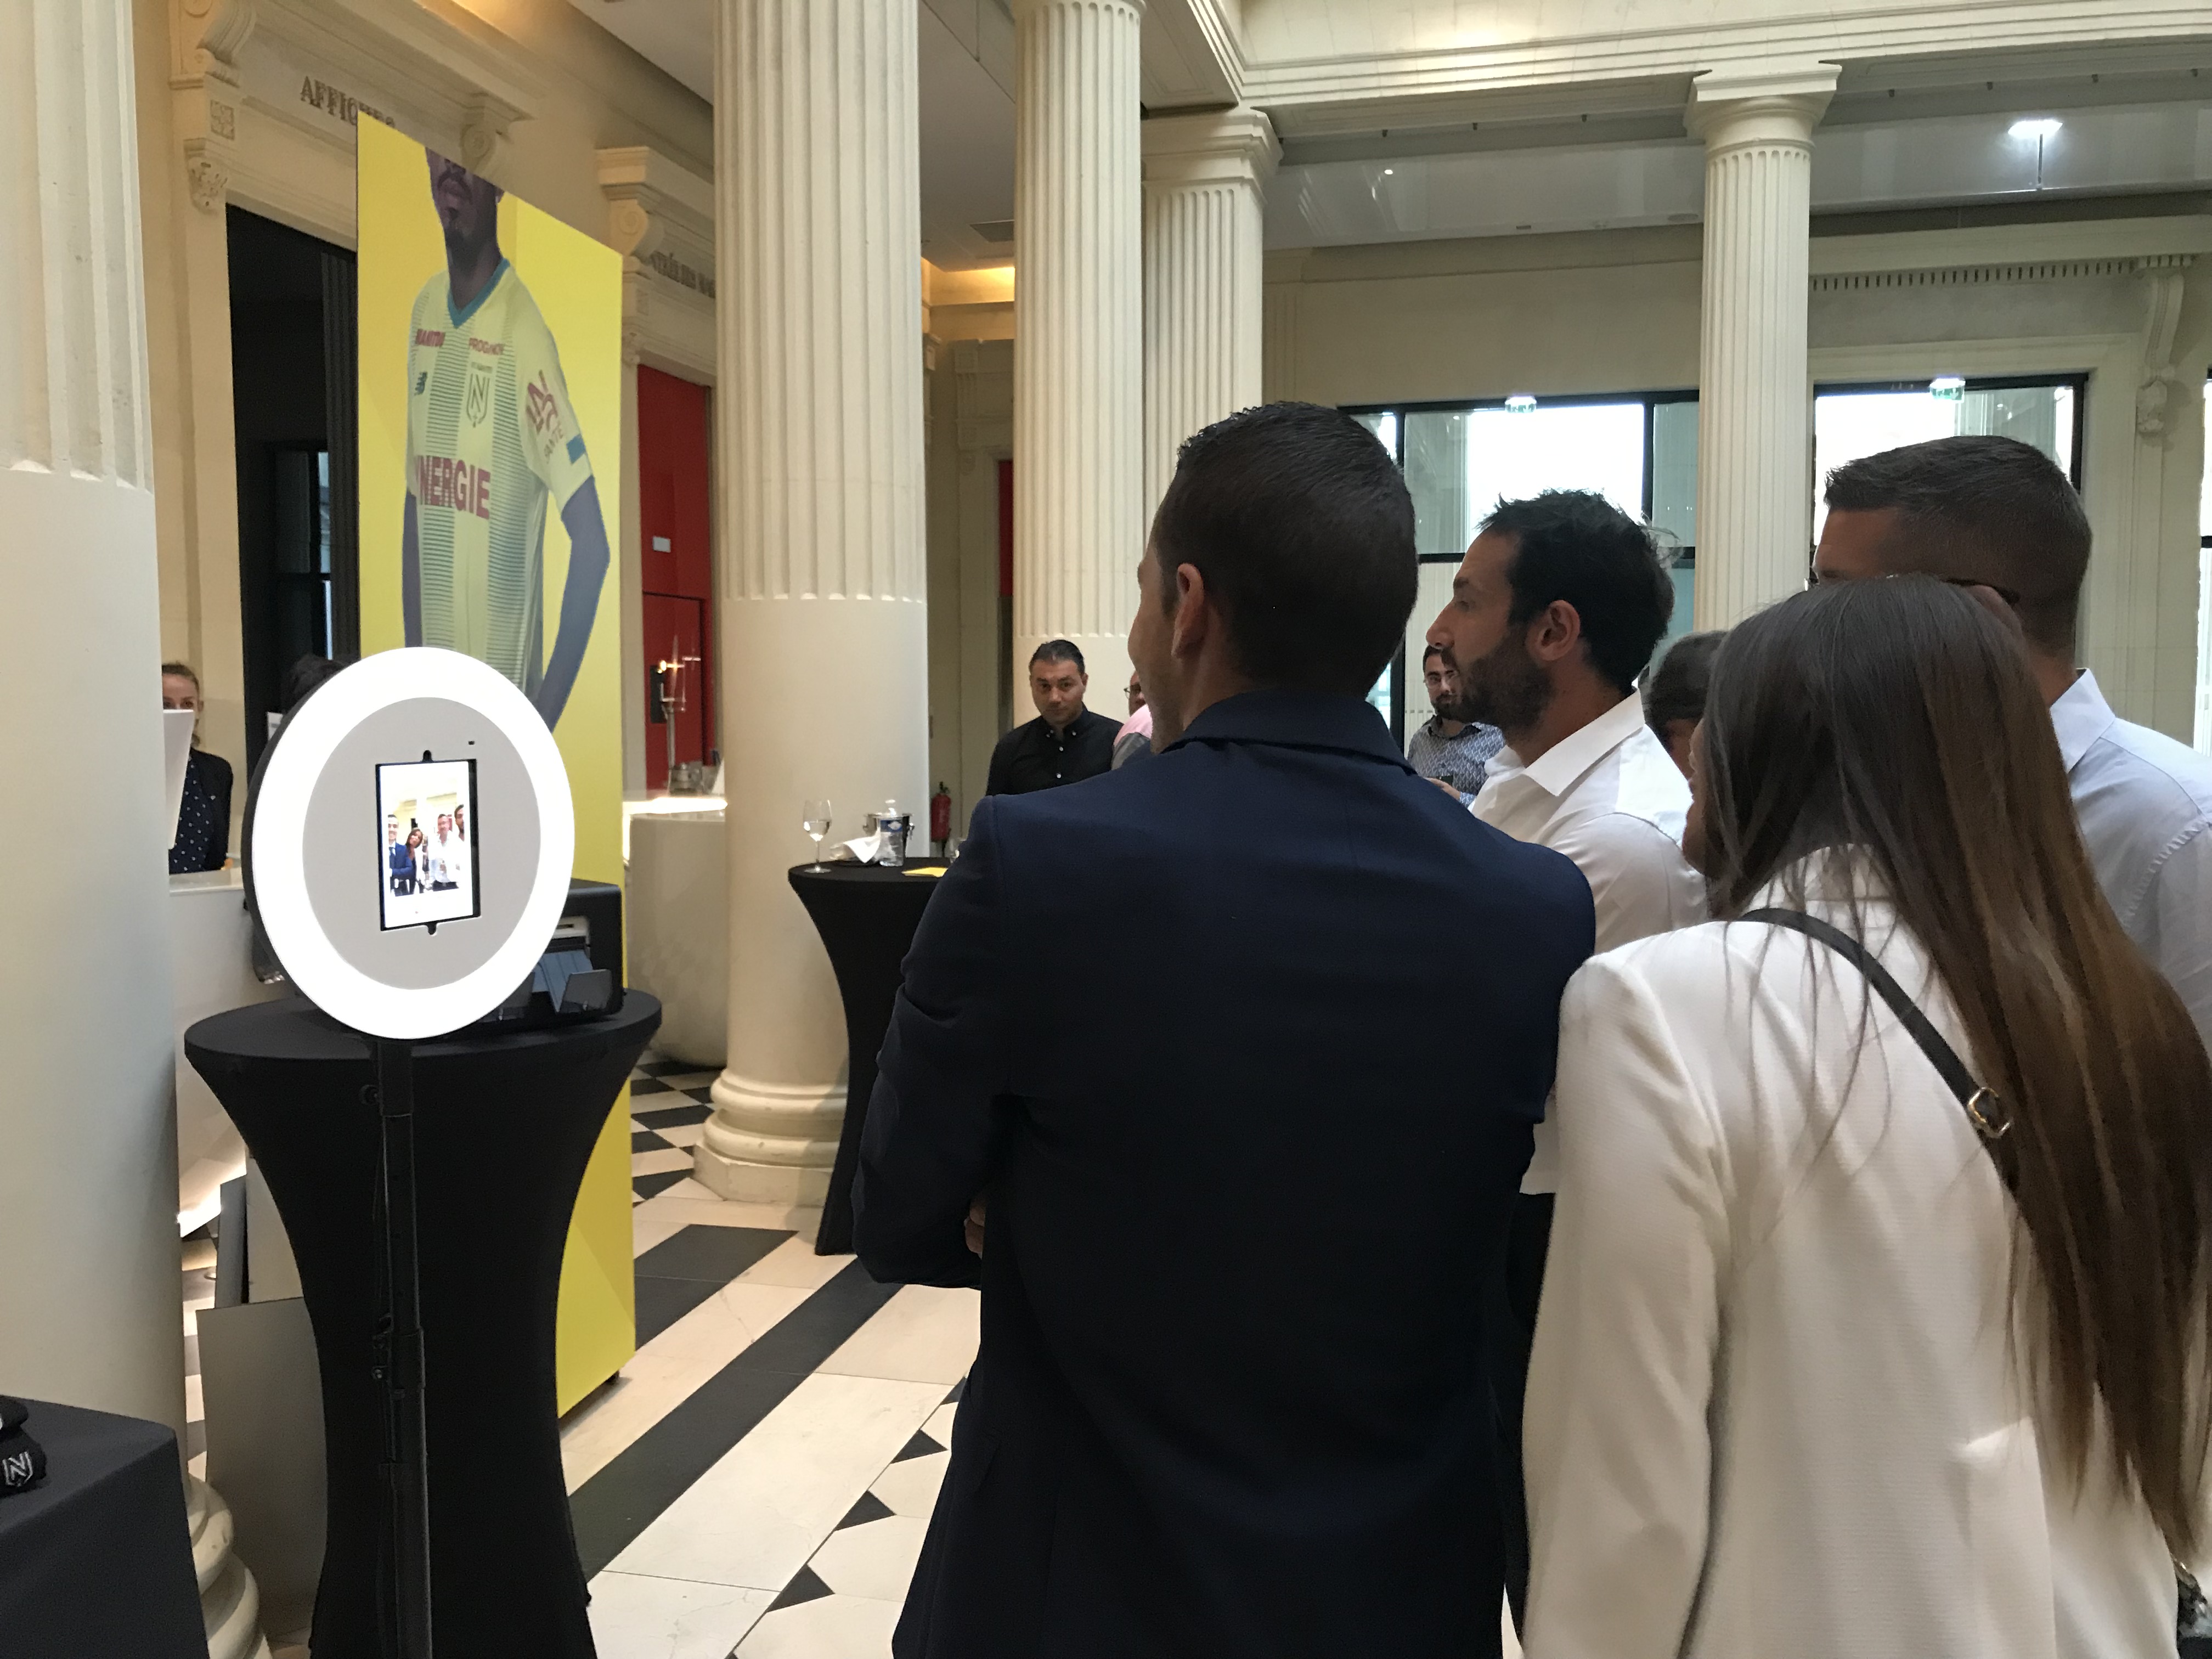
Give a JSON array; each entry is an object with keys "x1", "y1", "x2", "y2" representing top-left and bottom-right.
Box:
[
  {"x1": 1406, "y1": 643, "x2": 1505, "y2": 803},
  {"x1": 1815, "y1": 435, "x2": 2212, "y2": 1057}
]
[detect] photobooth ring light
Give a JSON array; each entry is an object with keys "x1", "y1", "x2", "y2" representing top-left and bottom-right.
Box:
[{"x1": 252, "y1": 648, "x2": 575, "y2": 1041}]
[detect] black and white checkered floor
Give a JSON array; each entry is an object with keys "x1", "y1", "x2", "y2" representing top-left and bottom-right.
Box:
[{"x1": 569, "y1": 1050, "x2": 986, "y2": 1656}]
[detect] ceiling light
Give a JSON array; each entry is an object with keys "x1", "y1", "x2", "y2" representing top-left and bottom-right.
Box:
[
  {"x1": 2008, "y1": 117, "x2": 2062, "y2": 140},
  {"x1": 1929, "y1": 375, "x2": 1966, "y2": 400},
  {"x1": 1504, "y1": 393, "x2": 1538, "y2": 413},
  {"x1": 1381, "y1": 168, "x2": 1395, "y2": 176}
]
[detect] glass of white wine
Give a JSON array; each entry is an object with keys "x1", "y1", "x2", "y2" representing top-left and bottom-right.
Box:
[{"x1": 802, "y1": 799, "x2": 833, "y2": 870}]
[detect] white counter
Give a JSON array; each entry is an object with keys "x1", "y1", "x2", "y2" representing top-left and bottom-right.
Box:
[
  {"x1": 627, "y1": 809, "x2": 728, "y2": 1070},
  {"x1": 169, "y1": 870, "x2": 284, "y2": 1232}
]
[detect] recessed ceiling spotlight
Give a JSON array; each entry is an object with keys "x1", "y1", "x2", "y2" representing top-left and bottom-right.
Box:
[
  {"x1": 1381, "y1": 168, "x2": 1395, "y2": 176},
  {"x1": 1504, "y1": 393, "x2": 1538, "y2": 413},
  {"x1": 2009, "y1": 117, "x2": 2062, "y2": 140}
]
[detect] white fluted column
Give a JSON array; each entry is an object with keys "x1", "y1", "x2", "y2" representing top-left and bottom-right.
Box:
[
  {"x1": 2, "y1": 7, "x2": 269, "y2": 1654},
  {"x1": 1686, "y1": 70, "x2": 1835, "y2": 628},
  {"x1": 1012, "y1": 0, "x2": 1144, "y2": 700},
  {"x1": 0, "y1": 0, "x2": 177, "y2": 1432},
  {"x1": 1142, "y1": 108, "x2": 1278, "y2": 525},
  {"x1": 701, "y1": 0, "x2": 929, "y2": 1204}
]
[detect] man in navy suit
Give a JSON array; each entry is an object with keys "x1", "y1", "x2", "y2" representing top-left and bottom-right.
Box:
[{"x1": 854, "y1": 403, "x2": 1594, "y2": 1659}]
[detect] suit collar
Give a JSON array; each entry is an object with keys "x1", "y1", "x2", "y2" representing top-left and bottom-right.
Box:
[{"x1": 1166, "y1": 689, "x2": 1412, "y2": 770}]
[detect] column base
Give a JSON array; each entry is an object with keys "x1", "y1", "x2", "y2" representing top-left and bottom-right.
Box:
[
  {"x1": 692, "y1": 1071, "x2": 844, "y2": 1206},
  {"x1": 189, "y1": 1475, "x2": 272, "y2": 1659}
]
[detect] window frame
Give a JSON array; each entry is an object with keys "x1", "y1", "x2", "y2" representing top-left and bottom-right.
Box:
[
  {"x1": 1809, "y1": 371, "x2": 2088, "y2": 492},
  {"x1": 1345, "y1": 388, "x2": 1699, "y2": 746}
]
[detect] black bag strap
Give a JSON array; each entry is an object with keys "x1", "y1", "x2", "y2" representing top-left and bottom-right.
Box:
[{"x1": 1741, "y1": 907, "x2": 2012, "y2": 1157}]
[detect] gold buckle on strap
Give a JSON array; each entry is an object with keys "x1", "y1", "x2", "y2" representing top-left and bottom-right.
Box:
[{"x1": 1965, "y1": 1087, "x2": 2011, "y2": 1141}]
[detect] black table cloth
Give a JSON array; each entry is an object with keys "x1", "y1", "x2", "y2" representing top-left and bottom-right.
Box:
[
  {"x1": 790, "y1": 860, "x2": 947, "y2": 1254},
  {"x1": 185, "y1": 994, "x2": 659, "y2": 1659},
  {"x1": 0, "y1": 1400, "x2": 203, "y2": 1658}
]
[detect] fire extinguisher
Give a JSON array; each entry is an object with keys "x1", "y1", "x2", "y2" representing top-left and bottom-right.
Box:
[{"x1": 930, "y1": 782, "x2": 952, "y2": 856}]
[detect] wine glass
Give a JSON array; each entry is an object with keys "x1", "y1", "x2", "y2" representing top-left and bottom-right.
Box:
[{"x1": 802, "y1": 799, "x2": 833, "y2": 870}]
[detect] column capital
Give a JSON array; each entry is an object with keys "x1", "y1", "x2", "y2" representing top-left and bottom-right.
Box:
[
  {"x1": 1141, "y1": 106, "x2": 1280, "y2": 189},
  {"x1": 1012, "y1": 0, "x2": 1144, "y2": 19},
  {"x1": 1685, "y1": 66, "x2": 1837, "y2": 149}
]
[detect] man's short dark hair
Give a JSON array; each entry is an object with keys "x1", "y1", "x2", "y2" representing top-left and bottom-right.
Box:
[
  {"x1": 1030, "y1": 639, "x2": 1085, "y2": 674},
  {"x1": 1644, "y1": 629, "x2": 1725, "y2": 736},
  {"x1": 1421, "y1": 642, "x2": 1444, "y2": 669},
  {"x1": 1481, "y1": 490, "x2": 1673, "y2": 695},
  {"x1": 1822, "y1": 435, "x2": 2089, "y2": 654},
  {"x1": 1152, "y1": 403, "x2": 1415, "y2": 697}
]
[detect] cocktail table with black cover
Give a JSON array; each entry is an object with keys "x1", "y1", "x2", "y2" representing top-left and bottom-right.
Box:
[
  {"x1": 0, "y1": 1400, "x2": 204, "y2": 1658},
  {"x1": 184, "y1": 992, "x2": 659, "y2": 1658},
  {"x1": 788, "y1": 860, "x2": 946, "y2": 1254}
]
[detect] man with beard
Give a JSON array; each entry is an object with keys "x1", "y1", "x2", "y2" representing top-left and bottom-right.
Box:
[
  {"x1": 402, "y1": 150, "x2": 611, "y2": 730},
  {"x1": 1425, "y1": 486, "x2": 1700, "y2": 1634},
  {"x1": 1407, "y1": 642, "x2": 1504, "y2": 802}
]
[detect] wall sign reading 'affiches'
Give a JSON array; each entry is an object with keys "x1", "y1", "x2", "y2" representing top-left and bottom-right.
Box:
[{"x1": 301, "y1": 75, "x2": 397, "y2": 129}]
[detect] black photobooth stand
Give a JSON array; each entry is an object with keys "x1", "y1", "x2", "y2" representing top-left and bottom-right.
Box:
[
  {"x1": 371, "y1": 1036, "x2": 434, "y2": 1659},
  {"x1": 186, "y1": 994, "x2": 659, "y2": 1659}
]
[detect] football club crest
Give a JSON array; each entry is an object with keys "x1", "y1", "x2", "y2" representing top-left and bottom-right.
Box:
[{"x1": 465, "y1": 363, "x2": 492, "y2": 427}]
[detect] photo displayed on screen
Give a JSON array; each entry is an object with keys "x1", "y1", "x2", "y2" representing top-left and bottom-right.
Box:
[{"x1": 379, "y1": 757, "x2": 479, "y2": 932}]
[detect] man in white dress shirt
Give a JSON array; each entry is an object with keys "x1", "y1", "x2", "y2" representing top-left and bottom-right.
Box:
[
  {"x1": 1817, "y1": 435, "x2": 2212, "y2": 1058},
  {"x1": 1426, "y1": 487, "x2": 1703, "y2": 1630}
]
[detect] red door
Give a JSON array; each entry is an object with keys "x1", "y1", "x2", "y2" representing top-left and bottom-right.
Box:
[{"x1": 639, "y1": 366, "x2": 714, "y2": 791}]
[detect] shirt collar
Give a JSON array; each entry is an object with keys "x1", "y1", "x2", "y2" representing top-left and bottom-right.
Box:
[
  {"x1": 1510, "y1": 691, "x2": 1649, "y2": 800},
  {"x1": 447, "y1": 258, "x2": 510, "y2": 330},
  {"x1": 1167, "y1": 689, "x2": 1412, "y2": 771},
  {"x1": 2049, "y1": 669, "x2": 2117, "y2": 775}
]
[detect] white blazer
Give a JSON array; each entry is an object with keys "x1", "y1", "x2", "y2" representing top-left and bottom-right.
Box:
[{"x1": 1522, "y1": 884, "x2": 2182, "y2": 1659}]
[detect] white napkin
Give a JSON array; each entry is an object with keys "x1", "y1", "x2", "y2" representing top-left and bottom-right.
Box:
[{"x1": 834, "y1": 832, "x2": 884, "y2": 864}]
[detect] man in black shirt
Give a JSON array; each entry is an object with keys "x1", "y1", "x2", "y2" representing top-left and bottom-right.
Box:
[{"x1": 985, "y1": 640, "x2": 1119, "y2": 795}]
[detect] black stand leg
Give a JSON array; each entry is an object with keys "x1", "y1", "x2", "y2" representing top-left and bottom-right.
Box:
[{"x1": 371, "y1": 1037, "x2": 435, "y2": 1659}]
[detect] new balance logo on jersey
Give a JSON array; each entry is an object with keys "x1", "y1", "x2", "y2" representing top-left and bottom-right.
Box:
[
  {"x1": 417, "y1": 455, "x2": 493, "y2": 518},
  {"x1": 526, "y1": 373, "x2": 561, "y2": 442}
]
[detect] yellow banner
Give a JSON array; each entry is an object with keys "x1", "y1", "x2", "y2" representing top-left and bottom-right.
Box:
[{"x1": 357, "y1": 118, "x2": 633, "y2": 1409}]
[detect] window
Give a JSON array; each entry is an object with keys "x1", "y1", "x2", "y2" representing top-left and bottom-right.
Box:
[
  {"x1": 1348, "y1": 392, "x2": 1696, "y2": 744},
  {"x1": 1812, "y1": 376, "x2": 2083, "y2": 541}
]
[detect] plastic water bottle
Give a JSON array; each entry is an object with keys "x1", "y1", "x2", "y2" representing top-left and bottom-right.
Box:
[{"x1": 879, "y1": 799, "x2": 908, "y2": 867}]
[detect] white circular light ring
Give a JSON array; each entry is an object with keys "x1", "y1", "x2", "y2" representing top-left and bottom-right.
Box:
[{"x1": 251, "y1": 648, "x2": 575, "y2": 1040}]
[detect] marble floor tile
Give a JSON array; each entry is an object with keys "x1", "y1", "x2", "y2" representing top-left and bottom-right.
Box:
[
  {"x1": 633, "y1": 1146, "x2": 695, "y2": 1178},
  {"x1": 607, "y1": 1372, "x2": 946, "y2": 1592},
  {"x1": 654, "y1": 1071, "x2": 722, "y2": 1092},
  {"x1": 807, "y1": 1515, "x2": 929, "y2": 1602},
  {"x1": 586, "y1": 1570, "x2": 775, "y2": 1659},
  {"x1": 866, "y1": 1451, "x2": 946, "y2": 1519},
  {"x1": 563, "y1": 1282, "x2": 815, "y2": 1492},
  {"x1": 733, "y1": 1593, "x2": 901, "y2": 1659},
  {"x1": 816, "y1": 1285, "x2": 979, "y2": 1387},
  {"x1": 652, "y1": 1120, "x2": 708, "y2": 1150},
  {"x1": 921, "y1": 1401, "x2": 958, "y2": 1446},
  {"x1": 735, "y1": 1235, "x2": 851, "y2": 1292},
  {"x1": 639, "y1": 1189, "x2": 823, "y2": 1239}
]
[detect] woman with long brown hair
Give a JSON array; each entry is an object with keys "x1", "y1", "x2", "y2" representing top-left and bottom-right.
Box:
[{"x1": 1522, "y1": 577, "x2": 2212, "y2": 1658}]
